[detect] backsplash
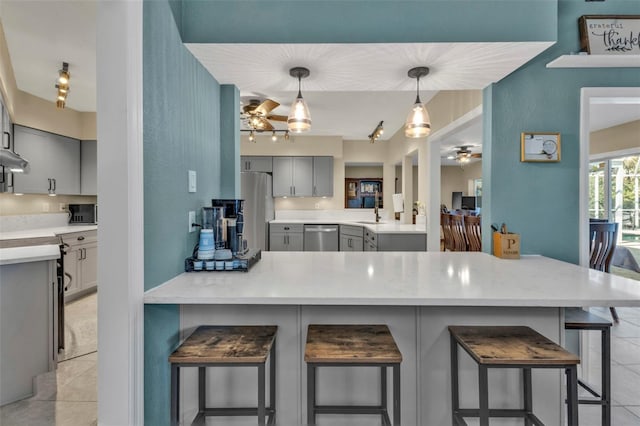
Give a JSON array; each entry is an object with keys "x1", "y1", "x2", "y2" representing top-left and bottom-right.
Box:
[
  {"x1": 0, "y1": 212, "x2": 70, "y2": 232},
  {"x1": 275, "y1": 209, "x2": 390, "y2": 221},
  {"x1": 0, "y1": 194, "x2": 97, "y2": 217}
]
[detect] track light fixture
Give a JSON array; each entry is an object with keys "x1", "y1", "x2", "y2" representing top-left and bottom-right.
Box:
[
  {"x1": 241, "y1": 129, "x2": 290, "y2": 143},
  {"x1": 368, "y1": 121, "x2": 384, "y2": 144},
  {"x1": 287, "y1": 67, "x2": 311, "y2": 133},
  {"x1": 404, "y1": 67, "x2": 431, "y2": 138},
  {"x1": 55, "y1": 62, "x2": 70, "y2": 109}
]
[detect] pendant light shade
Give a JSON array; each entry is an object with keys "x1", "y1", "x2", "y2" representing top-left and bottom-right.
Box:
[
  {"x1": 287, "y1": 67, "x2": 311, "y2": 133},
  {"x1": 404, "y1": 67, "x2": 431, "y2": 138}
]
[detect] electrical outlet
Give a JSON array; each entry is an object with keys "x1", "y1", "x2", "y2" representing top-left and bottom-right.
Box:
[
  {"x1": 315, "y1": 203, "x2": 320, "y2": 209},
  {"x1": 189, "y1": 211, "x2": 196, "y2": 232},
  {"x1": 42, "y1": 203, "x2": 50, "y2": 212},
  {"x1": 188, "y1": 170, "x2": 196, "y2": 193},
  {"x1": 59, "y1": 203, "x2": 66, "y2": 211}
]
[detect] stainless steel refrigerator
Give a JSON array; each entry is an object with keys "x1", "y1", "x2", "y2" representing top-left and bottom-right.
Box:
[{"x1": 241, "y1": 172, "x2": 274, "y2": 251}]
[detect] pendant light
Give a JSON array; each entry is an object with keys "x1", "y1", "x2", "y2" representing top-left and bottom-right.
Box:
[
  {"x1": 287, "y1": 67, "x2": 311, "y2": 133},
  {"x1": 404, "y1": 67, "x2": 431, "y2": 138}
]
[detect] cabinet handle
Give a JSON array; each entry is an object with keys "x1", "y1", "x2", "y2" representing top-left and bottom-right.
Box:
[
  {"x1": 293, "y1": 186, "x2": 296, "y2": 196},
  {"x1": 248, "y1": 161, "x2": 251, "y2": 170},
  {"x1": 2, "y1": 131, "x2": 10, "y2": 150},
  {"x1": 83, "y1": 248, "x2": 86, "y2": 260},
  {"x1": 77, "y1": 236, "x2": 85, "y2": 241},
  {"x1": 48, "y1": 178, "x2": 52, "y2": 191},
  {"x1": 52, "y1": 178, "x2": 56, "y2": 191},
  {"x1": 313, "y1": 185, "x2": 316, "y2": 196},
  {"x1": 78, "y1": 250, "x2": 82, "y2": 261}
]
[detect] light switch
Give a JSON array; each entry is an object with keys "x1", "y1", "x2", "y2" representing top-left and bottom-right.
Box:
[{"x1": 188, "y1": 170, "x2": 196, "y2": 193}]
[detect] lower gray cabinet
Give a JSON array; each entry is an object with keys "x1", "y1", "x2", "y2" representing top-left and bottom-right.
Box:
[
  {"x1": 364, "y1": 229, "x2": 377, "y2": 251},
  {"x1": 269, "y1": 223, "x2": 304, "y2": 251},
  {"x1": 377, "y1": 233, "x2": 427, "y2": 251},
  {"x1": 340, "y1": 225, "x2": 363, "y2": 251}
]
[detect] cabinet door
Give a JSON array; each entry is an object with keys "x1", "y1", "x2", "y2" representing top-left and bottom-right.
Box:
[
  {"x1": 80, "y1": 140, "x2": 97, "y2": 195},
  {"x1": 340, "y1": 235, "x2": 357, "y2": 252},
  {"x1": 13, "y1": 126, "x2": 54, "y2": 193},
  {"x1": 351, "y1": 235, "x2": 364, "y2": 251},
  {"x1": 287, "y1": 232, "x2": 304, "y2": 251},
  {"x1": 49, "y1": 132, "x2": 80, "y2": 195},
  {"x1": 63, "y1": 247, "x2": 82, "y2": 297},
  {"x1": 272, "y1": 157, "x2": 292, "y2": 197},
  {"x1": 292, "y1": 157, "x2": 313, "y2": 197},
  {"x1": 313, "y1": 156, "x2": 333, "y2": 197},
  {"x1": 242, "y1": 156, "x2": 272, "y2": 173},
  {"x1": 79, "y1": 244, "x2": 98, "y2": 289},
  {"x1": 269, "y1": 232, "x2": 288, "y2": 251}
]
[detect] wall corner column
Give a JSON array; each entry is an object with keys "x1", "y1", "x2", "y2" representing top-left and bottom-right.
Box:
[{"x1": 220, "y1": 84, "x2": 240, "y2": 198}]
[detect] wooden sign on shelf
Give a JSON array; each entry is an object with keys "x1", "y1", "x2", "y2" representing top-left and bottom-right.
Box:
[{"x1": 579, "y1": 15, "x2": 640, "y2": 55}]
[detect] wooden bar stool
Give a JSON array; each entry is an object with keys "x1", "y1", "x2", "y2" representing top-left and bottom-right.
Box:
[
  {"x1": 304, "y1": 324, "x2": 402, "y2": 426},
  {"x1": 565, "y1": 308, "x2": 612, "y2": 426},
  {"x1": 169, "y1": 325, "x2": 277, "y2": 426},
  {"x1": 449, "y1": 325, "x2": 580, "y2": 426}
]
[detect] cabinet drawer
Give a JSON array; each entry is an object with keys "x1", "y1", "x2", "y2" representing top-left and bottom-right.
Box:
[
  {"x1": 364, "y1": 229, "x2": 376, "y2": 243},
  {"x1": 269, "y1": 223, "x2": 303, "y2": 233},
  {"x1": 340, "y1": 225, "x2": 363, "y2": 238},
  {"x1": 61, "y1": 230, "x2": 98, "y2": 246}
]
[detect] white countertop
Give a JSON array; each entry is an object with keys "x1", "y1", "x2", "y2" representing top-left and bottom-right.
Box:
[
  {"x1": 144, "y1": 252, "x2": 640, "y2": 307},
  {"x1": 270, "y1": 219, "x2": 426, "y2": 234},
  {"x1": 0, "y1": 244, "x2": 60, "y2": 266},
  {"x1": 0, "y1": 225, "x2": 97, "y2": 241}
]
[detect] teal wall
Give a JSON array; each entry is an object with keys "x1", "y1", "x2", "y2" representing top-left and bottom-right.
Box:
[
  {"x1": 483, "y1": 0, "x2": 640, "y2": 263},
  {"x1": 180, "y1": 0, "x2": 557, "y2": 43},
  {"x1": 143, "y1": 1, "x2": 225, "y2": 424},
  {"x1": 220, "y1": 84, "x2": 240, "y2": 198}
]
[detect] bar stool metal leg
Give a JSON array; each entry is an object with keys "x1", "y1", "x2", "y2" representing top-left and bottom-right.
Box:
[
  {"x1": 307, "y1": 364, "x2": 316, "y2": 425},
  {"x1": 170, "y1": 364, "x2": 180, "y2": 426},
  {"x1": 258, "y1": 363, "x2": 266, "y2": 425},
  {"x1": 478, "y1": 365, "x2": 489, "y2": 426},
  {"x1": 198, "y1": 367, "x2": 205, "y2": 415},
  {"x1": 381, "y1": 365, "x2": 387, "y2": 424},
  {"x1": 393, "y1": 363, "x2": 401, "y2": 426},
  {"x1": 566, "y1": 366, "x2": 579, "y2": 426},
  {"x1": 602, "y1": 327, "x2": 611, "y2": 426},
  {"x1": 523, "y1": 367, "x2": 532, "y2": 426},
  {"x1": 269, "y1": 338, "x2": 277, "y2": 423},
  {"x1": 450, "y1": 335, "x2": 459, "y2": 426}
]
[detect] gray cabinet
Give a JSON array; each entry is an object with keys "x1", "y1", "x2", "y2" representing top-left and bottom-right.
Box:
[
  {"x1": 272, "y1": 157, "x2": 313, "y2": 197},
  {"x1": 313, "y1": 156, "x2": 333, "y2": 197},
  {"x1": 340, "y1": 225, "x2": 363, "y2": 251},
  {"x1": 364, "y1": 229, "x2": 377, "y2": 251},
  {"x1": 241, "y1": 156, "x2": 272, "y2": 172},
  {"x1": 62, "y1": 230, "x2": 98, "y2": 301},
  {"x1": 269, "y1": 223, "x2": 304, "y2": 251},
  {"x1": 0, "y1": 102, "x2": 11, "y2": 192},
  {"x1": 377, "y1": 233, "x2": 427, "y2": 251},
  {"x1": 80, "y1": 140, "x2": 97, "y2": 195},
  {"x1": 13, "y1": 125, "x2": 80, "y2": 195}
]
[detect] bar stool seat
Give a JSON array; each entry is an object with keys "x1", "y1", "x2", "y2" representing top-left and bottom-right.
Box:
[
  {"x1": 449, "y1": 325, "x2": 580, "y2": 426},
  {"x1": 169, "y1": 325, "x2": 277, "y2": 426},
  {"x1": 305, "y1": 324, "x2": 402, "y2": 425},
  {"x1": 565, "y1": 307, "x2": 612, "y2": 426}
]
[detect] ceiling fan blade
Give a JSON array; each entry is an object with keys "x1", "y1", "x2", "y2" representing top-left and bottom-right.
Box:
[
  {"x1": 254, "y1": 99, "x2": 280, "y2": 116},
  {"x1": 267, "y1": 114, "x2": 288, "y2": 122},
  {"x1": 471, "y1": 153, "x2": 482, "y2": 158},
  {"x1": 254, "y1": 118, "x2": 274, "y2": 131}
]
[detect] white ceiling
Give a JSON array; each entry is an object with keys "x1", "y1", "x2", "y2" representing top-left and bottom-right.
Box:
[
  {"x1": 590, "y1": 100, "x2": 640, "y2": 132},
  {"x1": 1, "y1": 1, "x2": 637, "y2": 165},
  {"x1": 187, "y1": 42, "x2": 552, "y2": 140}
]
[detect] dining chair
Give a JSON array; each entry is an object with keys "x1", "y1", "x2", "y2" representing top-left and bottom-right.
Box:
[
  {"x1": 588, "y1": 222, "x2": 620, "y2": 322},
  {"x1": 441, "y1": 213, "x2": 453, "y2": 251},
  {"x1": 449, "y1": 214, "x2": 468, "y2": 252},
  {"x1": 464, "y1": 215, "x2": 482, "y2": 252}
]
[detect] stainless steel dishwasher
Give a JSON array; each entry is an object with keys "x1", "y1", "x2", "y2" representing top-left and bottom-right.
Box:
[{"x1": 303, "y1": 224, "x2": 339, "y2": 251}]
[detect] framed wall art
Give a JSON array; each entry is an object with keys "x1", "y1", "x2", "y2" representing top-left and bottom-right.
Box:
[{"x1": 521, "y1": 132, "x2": 561, "y2": 163}]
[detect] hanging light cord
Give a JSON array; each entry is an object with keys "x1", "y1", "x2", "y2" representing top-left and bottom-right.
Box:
[
  {"x1": 297, "y1": 75, "x2": 303, "y2": 99},
  {"x1": 414, "y1": 75, "x2": 422, "y2": 104}
]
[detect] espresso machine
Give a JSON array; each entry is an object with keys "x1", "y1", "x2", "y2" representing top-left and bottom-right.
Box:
[{"x1": 203, "y1": 199, "x2": 245, "y2": 255}]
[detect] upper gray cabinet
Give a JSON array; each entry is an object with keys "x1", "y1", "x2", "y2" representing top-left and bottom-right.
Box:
[
  {"x1": 13, "y1": 125, "x2": 80, "y2": 195},
  {"x1": 272, "y1": 156, "x2": 313, "y2": 197},
  {"x1": 241, "y1": 156, "x2": 272, "y2": 172},
  {"x1": 80, "y1": 140, "x2": 97, "y2": 195},
  {"x1": 313, "y1": 156, "x2": 333, "y2": 197}
]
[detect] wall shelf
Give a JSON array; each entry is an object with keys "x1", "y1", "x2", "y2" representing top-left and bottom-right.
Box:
[{"x1": 546, "y1": 54, "x2": 640, "y2": 68}]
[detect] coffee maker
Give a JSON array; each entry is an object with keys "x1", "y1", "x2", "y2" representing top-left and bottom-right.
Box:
[{"x1": 206, "y1": 199, "x2": 245, "y2": 254}]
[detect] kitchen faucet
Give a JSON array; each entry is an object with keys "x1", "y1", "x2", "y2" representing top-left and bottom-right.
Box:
[{"x1": 374, "y1": 190, "x2": 381, "y2": 223}]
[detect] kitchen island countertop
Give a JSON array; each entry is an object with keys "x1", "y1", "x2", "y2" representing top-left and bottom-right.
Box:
[{"x1": 144, "y1": 251, "x2": 640, "y2": 307}]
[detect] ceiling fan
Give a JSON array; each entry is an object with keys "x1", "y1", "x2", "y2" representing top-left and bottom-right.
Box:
[
  {"x1": 241, "y1": 99, "x2": 288, "y2": 131},
  {"x1": 446, "y1": 145, "x2": 482, "y2": 163}
]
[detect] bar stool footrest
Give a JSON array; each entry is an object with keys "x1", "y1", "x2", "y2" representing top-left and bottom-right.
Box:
[
  {"x1": 314, "y1": 405, "x2": 391, "y2": 425},
  {"x1": 193, "y1": 407, "x2": 276, "y2": 424},
  {"x1": 454, "y1": 408, "x2": 543, "y2": 425}
]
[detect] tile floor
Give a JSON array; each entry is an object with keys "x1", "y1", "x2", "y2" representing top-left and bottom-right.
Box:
[{"x1": 1, "y1": 297, "x2": 640, "y2": 425}]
